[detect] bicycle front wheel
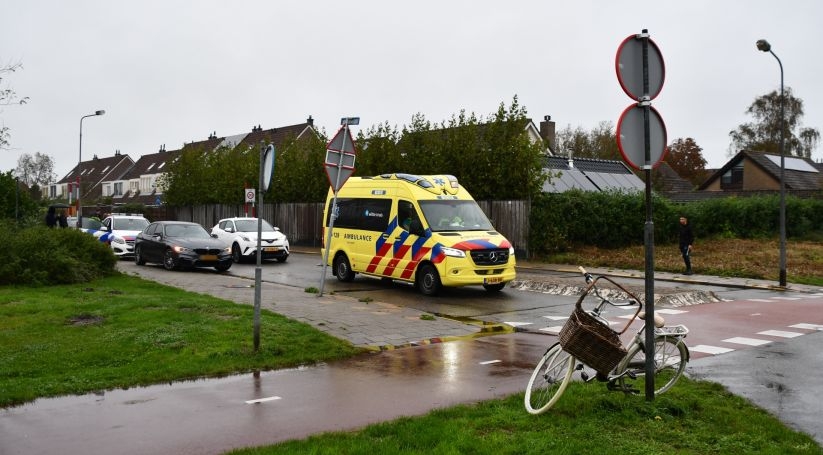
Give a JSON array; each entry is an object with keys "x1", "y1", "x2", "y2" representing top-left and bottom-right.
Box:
[
  {"x1": 614, "y1": 336, "x2": 688, "y2": 395},
  {"x1": 524, "y1": 343, "x2": 575, "y2": 414}
]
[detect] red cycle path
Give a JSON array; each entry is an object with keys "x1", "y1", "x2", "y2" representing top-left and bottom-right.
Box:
[{"x1": 643, "y1": 295, "x2": 823, "y2": 360}]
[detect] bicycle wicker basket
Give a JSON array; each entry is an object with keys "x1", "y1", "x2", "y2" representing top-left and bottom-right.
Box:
[{"x1": 558, "y1": 277, "x2": 639, "y2": 375}]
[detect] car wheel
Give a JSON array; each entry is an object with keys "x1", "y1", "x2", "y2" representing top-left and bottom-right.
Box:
[
  {"x1": 276, "y1": 255, "x2": 288, "y2": 263},
  {"x1": 215, "y1": 262, "x2": 231, "y2": 272},
  {"x1": 333, "y1": 253, "x2": 355, "y2": 282},
  {"x1": 416, "y1": 264, "x2": 442, "y2": 296},
  {"x1": 163, "y1": 249, "x2": 178, "y2": 271},
  {"x1": 231, "y1": 243, "x2": 243, "y2": 263},
  {"x1": 134, "y1": 246, "x2": 146, "y2": 266}
]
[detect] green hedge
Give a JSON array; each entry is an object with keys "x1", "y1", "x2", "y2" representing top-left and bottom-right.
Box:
[
  {"x1": 529, "y1": 191, "x2": 823, "y2": 254},
  {"x1": 0, "y1": 225, "x2": 118, "y2": 286}
]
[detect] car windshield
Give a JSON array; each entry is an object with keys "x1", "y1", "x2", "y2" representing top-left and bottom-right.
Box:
[
  {"x1": 418, "y1": 200, "x2": 494, "y2": 232},
  {"x1": 233, "y1": 219, "x2": 276, "y2": 232},
  {"x1": 81, "y1": 218, "x2": 103, "y2": 230},
  {"x1": 164, "y1": 224, "x2": 211, "y2": 239},
  {"x1": 114, "y1": 218, "x2": 150, "y2": 230}
]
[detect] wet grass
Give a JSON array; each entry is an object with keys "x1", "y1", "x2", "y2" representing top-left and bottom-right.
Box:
[
  {"x1": 0, "y1": 274, "x2": 361, "y2": 407},
  {"x1": 540, "y1": 237, "x2": 823, "y2": 286},
  {"x1": 229, "y1": 378, "x2": 822, "y2": 454}
]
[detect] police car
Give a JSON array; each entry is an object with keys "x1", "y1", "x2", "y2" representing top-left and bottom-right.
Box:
[{"x1": 101, "y1": 213, "x2": 151, "y2": 258}]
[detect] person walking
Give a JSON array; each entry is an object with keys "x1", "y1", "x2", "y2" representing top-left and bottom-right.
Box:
[
  {"x1": 45, "y1": 206, "x2": 58, "y2": 228},
  {"x1": 679, "y1": 216, "x2": 694, "y2": 275}
]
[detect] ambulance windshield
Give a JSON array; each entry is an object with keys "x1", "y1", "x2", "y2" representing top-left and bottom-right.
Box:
[{"x1": 419, "y1": 200, "x2": 494, "y2": 232}]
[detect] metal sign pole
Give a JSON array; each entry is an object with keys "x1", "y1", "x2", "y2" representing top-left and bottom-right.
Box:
[
  {"x1": 318, "y1": 121, "x2": 350, "y2": 297},
  {"x1": 253, "y1": 144, "x2": 264, "y2": 351},
  {"x1": 639, "y1": 29, "x2": 656, "y2": 401}
]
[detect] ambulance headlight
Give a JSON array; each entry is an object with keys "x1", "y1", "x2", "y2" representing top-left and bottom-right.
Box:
[
  {"x1": 509, "y1": 246, "x2": 515, "y2": 256},
  {"x1": 441, "y1": 246, "x2": 466, "y2": 258}
]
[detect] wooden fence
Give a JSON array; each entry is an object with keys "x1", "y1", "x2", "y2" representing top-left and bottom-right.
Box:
[{"x1": 149, "y1": 200, "x2": 531, "y2": 257}]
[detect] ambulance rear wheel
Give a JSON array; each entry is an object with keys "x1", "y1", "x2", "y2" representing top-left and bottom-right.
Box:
[
  {"x1": 416, "y1": 264, "x2": 441, "y2": 296},
  {"x1": 483, "y1": 283, "x2": 505, "y2": 292},
  {"x1": 334, "y1": 254, "x2": 355, "y2": 282}
]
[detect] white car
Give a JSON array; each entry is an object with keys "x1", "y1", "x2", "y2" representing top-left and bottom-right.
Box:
[
  {"x1": 211, "y1": 217, "x2": 290, "y2": 263},
  {"x1": 101, "y1": 213, "x2": 151, "y2": 258}
]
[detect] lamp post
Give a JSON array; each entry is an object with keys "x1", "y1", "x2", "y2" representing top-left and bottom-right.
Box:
[
  {"x1": 756, "y1": 39, "x2": 787, "y2": 287},
  {"x1": 78, "y1": 109, "x2": 105, "y2": 227}
]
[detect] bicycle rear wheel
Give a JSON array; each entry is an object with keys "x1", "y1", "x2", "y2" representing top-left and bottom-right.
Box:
[
  {"x1": 614, "y1": 336, "x2": 688, "y2": 395},
  {"x1": 524, "y1": 343, "x2": 575, "y2": 414}
]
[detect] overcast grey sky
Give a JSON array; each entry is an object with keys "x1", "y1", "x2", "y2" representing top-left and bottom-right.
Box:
[{"x1": 2, "y1": 0, "x2": 822, "y2": 179}]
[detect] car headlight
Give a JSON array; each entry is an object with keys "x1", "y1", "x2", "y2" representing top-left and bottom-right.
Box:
[
  {"x1": 223, "y1": 246, "x2": 232, "y2": 254},
  {"x1": 112, "y1": 237, "x2": 126, "y2": 245},
  {"x1": 441, "y1": 246, "x2": 466, "y2": 258},
  {"x1": 172, "y1": 245, "x2": 192, "y2": 254}
]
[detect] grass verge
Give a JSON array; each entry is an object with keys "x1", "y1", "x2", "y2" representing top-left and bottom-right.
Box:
[
  {"x1": 542, "y1": 237, "x2": 823, "y2": 286},
  {"x1": 229, "y1": 378, "x2": 822, "y2": 454},
  {"x1": 0, "y1": 274, "x2": 360, "y2": 407}
]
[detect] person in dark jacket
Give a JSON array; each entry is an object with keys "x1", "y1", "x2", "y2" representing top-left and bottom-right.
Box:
[
  {"x1": 45, "y1": 206, "x2": 58, "y2": 228},
  {"x1": 679, "y1": 216, "x2": 694, "y2": 275},
  {"x1": 58, "y1": 210, "x2": 69, "y2": 228}
]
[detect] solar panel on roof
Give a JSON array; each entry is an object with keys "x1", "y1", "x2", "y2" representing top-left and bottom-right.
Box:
[{"x1": 765, "y1": 154, "x2": 819, "y2": 173}]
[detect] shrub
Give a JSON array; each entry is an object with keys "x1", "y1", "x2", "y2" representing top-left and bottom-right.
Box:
[{"x1": 0, "y1": 225, "x2": 118, "y2": 286}]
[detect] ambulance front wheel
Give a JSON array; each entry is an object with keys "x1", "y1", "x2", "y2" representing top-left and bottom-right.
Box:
[
  {"x1": 416, "y1": 264, "x2": 442, "y2": 296},
  {"x1": 334, "y1": 253, "x2": 356, "y2": 282}
]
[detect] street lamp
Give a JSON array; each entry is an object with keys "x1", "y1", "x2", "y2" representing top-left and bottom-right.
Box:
[
  {"x1": 756, "y1": 39, "x2": 787, "y2": 287},
  {"x1": 78, "y1": 109, "x2": 105, "y2": 227}
]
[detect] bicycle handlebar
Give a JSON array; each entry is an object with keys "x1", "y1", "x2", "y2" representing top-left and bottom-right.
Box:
[{"x1": 578, "y1": 266, "x2": 593, "y2": 284}]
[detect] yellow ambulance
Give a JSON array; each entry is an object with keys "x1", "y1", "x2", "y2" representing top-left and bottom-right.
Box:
[{"x1": 322, "y1": 173, "x2": 516, "y2": 295}]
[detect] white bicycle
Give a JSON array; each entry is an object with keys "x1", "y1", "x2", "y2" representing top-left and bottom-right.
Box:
[{"x1": 525, "y1": 267, "x2": 690, "y2": 415}]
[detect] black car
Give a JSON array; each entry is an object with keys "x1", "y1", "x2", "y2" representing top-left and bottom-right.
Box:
[{"x1": 134, "y1": 221, "x2": 233, "y2": 272}]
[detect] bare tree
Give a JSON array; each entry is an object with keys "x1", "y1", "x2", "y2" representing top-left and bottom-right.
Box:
[
  {"x1": 1, "y1": 62, "x2": 29, "y2": 150},
  {"x1": 16, "y1": 152, "x2": 56, "y2": 187},
  {"x1": 729, "y1": 87, "x2": 820, "y2": 158}
]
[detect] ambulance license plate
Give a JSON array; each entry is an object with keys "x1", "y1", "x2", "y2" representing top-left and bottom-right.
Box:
[{"x1": 484, "y1": 277, "x2": 503, "y2": 285}]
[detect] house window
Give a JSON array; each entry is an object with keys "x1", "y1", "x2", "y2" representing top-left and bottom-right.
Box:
[
  {"x1": 103, "y1": 183, "x2": 111, "y2": 197},
  {"x1": 147, "y1": 162, "x2": 155, "y2": 171},
  {"x1": 114, "y1": 182, "x2": 124, "y2": 196},
  {"x1": 720, "y1": 163, "x2": 743, "y2": 189}
]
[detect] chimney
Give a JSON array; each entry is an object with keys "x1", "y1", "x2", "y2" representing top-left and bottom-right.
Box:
[
  {"x1": 539, "y1": 115, "x2": 556, "y2": 154},
  {"x1": 307, "y1": 115, "x2": 314, "y2": 126}
]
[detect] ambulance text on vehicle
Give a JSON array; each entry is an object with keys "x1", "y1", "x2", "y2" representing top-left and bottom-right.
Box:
[{"x1": 321, "y1": 173, "x2": 516, "y2": 295}]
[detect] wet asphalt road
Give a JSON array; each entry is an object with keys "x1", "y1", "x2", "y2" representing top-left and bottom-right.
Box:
[{"x1": 1, "y1": 252, "x2": 822, "y2": 453}]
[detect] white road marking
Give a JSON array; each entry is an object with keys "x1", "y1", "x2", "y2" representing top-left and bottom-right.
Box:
[
  {"x1": 245, "y1": 396, "x2": 281, "y2": 404},
  {"x1": 723, "y1": 337, "x2": 772, "y2": 346},
  {"x1": 543, "y1": 316, "x2": 568, "y2": 321},
  {"x1": 758, "y1": 329, "x2": 804, "y2": 338},
  {"x1": 749, "y1": 299, "x2": 774, "y2": 302},
  {"x1": 479, "y1": 359, "x2": 502, "y2": 365},
  {"x1": 690, "y1": 345, "x2": 736, "y2": 355},
  {"x1": 504, "y1": 321, "x2": 533, "y2": 327},
  {"x1": 772, "y1": 297, "x2": 803, "y2": 301},
  {"x1": 656, "y1": 309, "x2": 688, "y2": 314},
  {"x1": 789, "y1": 323, "x2": 823, "y2": 330},
  {"x1": 540, "y1": 326, "x2": 563, "y2": 334}
]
